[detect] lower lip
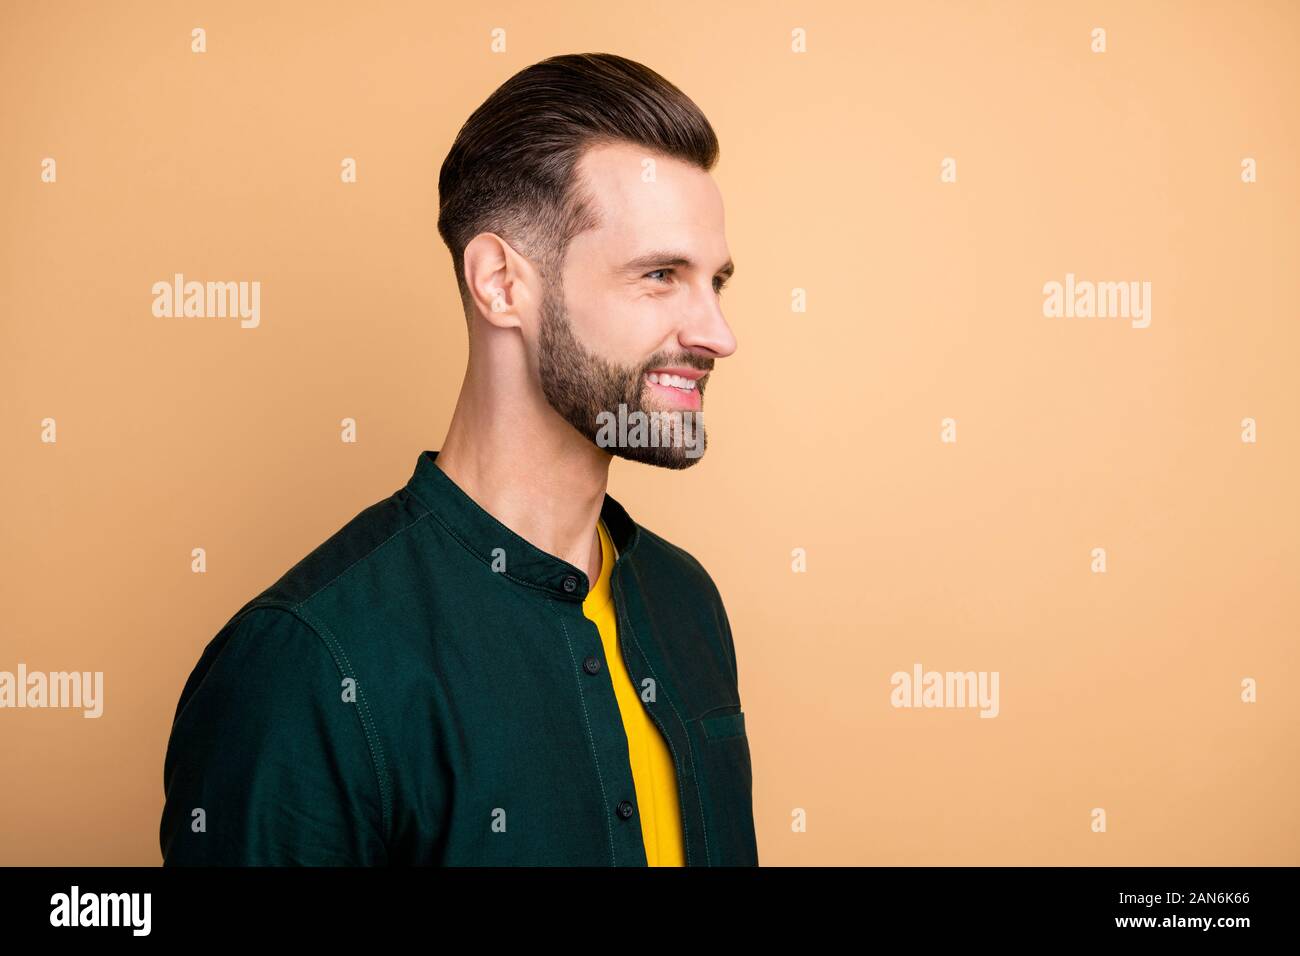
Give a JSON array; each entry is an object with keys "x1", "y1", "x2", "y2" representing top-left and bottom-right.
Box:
[{"x1": 645, "y1": 378, "x2": 702, "y2": 411}]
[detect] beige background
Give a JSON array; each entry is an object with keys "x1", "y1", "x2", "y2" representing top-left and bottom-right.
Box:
[{"x1": 2, "y1": 0, "x2": 1297, "y2": 865}]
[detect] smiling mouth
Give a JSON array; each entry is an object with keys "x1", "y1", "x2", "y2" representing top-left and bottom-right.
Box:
[
  {"x1": 642, "y1": 369, "x2": 705, "y2": 411},
  {"x1": 645, "y1": 372, "x2": 698, "y2": 393}
]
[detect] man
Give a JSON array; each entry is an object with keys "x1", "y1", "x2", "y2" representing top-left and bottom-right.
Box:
[{"x1": 160, "y1": 52, "x2": 755, "y2": 866}]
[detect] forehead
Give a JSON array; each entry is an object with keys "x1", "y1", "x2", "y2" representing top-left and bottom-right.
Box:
[{"x1": 571, "y1": 140, "x2": 727, "y2": 258}]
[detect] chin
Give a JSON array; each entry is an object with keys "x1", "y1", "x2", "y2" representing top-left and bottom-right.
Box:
[{"x1": 609, "y1": 441, "x2": 707, "y2": 470}]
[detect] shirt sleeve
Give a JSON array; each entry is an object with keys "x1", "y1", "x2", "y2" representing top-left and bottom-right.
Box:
[
  {"x1": 719, "y1": 597, "x2": 739, "y2": 687},
  {"x1": 160, "y1": 605, "x2": 388, "y2": 865}
]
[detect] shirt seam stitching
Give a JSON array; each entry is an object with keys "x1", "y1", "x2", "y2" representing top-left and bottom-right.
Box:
[{"x1": 243, "y1": 600, "x2": 395, "y2": 850}]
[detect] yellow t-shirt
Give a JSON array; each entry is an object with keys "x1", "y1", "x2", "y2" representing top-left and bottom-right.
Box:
[{"x1": 583, "y1": 518, "x2": 685, "y2": 866}]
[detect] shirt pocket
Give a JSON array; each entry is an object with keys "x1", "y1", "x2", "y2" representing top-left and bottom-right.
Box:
[
  {"x1": 689, "y1": 708, "x2": 759, "y2": 865},
  {"x1": 700, "y1": 709, "x2": 747, "y2": 740}
]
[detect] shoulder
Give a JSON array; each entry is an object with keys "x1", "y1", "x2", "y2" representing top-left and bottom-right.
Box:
[
  {"x1": 168, "y1": 604, "x2": 342, "y2": 726},
  {"x1": 179, "y1": 482, "x2": 435, "y2": 716},
  {"x1": 248, "y1": 485, "x2": 432, "y2": 609}
]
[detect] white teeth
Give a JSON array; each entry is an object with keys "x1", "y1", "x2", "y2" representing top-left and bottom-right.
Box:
[{"x1": 647, "y1": 372, "x2": 697, "y2": 391}]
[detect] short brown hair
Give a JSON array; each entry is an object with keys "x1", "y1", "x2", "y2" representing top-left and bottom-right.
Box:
[{"x1": 436, "y1": 53, "x2": 720, "y2": 314}]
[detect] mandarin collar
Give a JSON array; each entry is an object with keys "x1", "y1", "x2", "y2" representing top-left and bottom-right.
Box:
[{"x1": 403, "y1": 449, "x2": 639, "y2": 601}]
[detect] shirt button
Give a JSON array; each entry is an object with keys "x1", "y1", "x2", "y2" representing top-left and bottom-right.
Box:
[
  {"x1": 562, "y1": 575, "x2": 579, "y2": 593},
  {"x1": 616, "y1": 800, "x2": 634, "y2": 820},
  {"x1": 582, "y1": 656, "x2": 601, "y2": 675}
]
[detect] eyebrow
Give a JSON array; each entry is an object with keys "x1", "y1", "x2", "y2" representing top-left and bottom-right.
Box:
[{"x1": 622, "y1": 250, "x2": 735, "y2": 280}]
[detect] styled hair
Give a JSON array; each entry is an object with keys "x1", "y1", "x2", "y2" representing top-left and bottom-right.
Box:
[{"x1": 436, "y1": 52, "x2": 719, "y2": 315}]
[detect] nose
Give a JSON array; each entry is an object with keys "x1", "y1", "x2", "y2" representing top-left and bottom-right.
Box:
[{"x1": 679, "y1": 284, "x2": 737, "y2": 360}]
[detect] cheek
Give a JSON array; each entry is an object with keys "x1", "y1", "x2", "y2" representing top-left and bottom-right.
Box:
[{"x1": 573, "y1": 294, "x2": 665, "y2": 366}]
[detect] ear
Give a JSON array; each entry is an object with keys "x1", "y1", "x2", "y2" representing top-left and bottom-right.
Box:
[{"x1": 462, "y1": 232, "x2": 540, "y2": 330}]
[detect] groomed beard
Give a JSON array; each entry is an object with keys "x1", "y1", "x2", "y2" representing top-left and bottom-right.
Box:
[{"x1": 537, "y1": 277, "x2": 711, "y2": 469}]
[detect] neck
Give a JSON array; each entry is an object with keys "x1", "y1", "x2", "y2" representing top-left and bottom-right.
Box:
[{"x1": 434, "y1": 354, "x2": 611, "y2": 587}]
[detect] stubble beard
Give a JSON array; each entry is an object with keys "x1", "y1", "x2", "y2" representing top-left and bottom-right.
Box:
[{"x1": 536, "y1": 278, "x2": 709, "y2": 470}]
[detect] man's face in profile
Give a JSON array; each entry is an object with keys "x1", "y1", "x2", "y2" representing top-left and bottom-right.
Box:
[{"x1": 536, "y1": 142, "x2": 737, "y2": 469}]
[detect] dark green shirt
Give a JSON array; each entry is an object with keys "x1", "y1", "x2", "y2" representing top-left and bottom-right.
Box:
[{"x1": 160, "y1": 449, "x2": 758, "y2": 866}]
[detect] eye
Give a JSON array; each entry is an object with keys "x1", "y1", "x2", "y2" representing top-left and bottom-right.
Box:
[{"x1": 642, "y1": 269, "x2": 728, "y2": 295}]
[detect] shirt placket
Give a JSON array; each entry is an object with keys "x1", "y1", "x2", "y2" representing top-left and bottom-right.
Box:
[
  {"x1": 555, "y1": 596, "x2": 649, "y2": 866},
  {"x1": 607, "y1": 570, "x2": 707, "y2": 867}
]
